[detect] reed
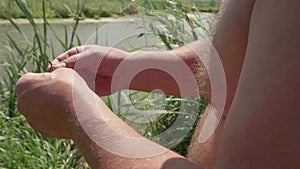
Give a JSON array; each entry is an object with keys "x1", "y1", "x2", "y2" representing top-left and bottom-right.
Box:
[{"x1": 0, "y1": 0, "x2": 91, "y2": 168}]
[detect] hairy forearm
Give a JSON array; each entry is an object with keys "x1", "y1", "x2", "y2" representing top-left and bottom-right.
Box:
[
  {"x1": 117, "y1": 42, "x2": 209, "y2": 98},
  {"x1": 73, "y1": 125, "x2": 201, "y2": 169},
  {"x1": 71, "y1": 92, "x2": 201, "y2": 169}
]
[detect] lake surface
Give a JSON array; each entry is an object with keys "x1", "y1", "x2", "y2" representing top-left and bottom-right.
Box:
[
  {"x1": 0, "y1": 14, "x2": 214, "y2": 81},
  {"x1": 0, "y1": 17, "x2": 162, "y2": 82},
  {"x1": 0, "y1": 18, "x2": 162, "y2": 57}
]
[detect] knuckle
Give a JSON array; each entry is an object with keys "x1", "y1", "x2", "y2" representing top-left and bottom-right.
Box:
[
  {"x1": 16, "y1": 73, "x2": 51, "y2": 97},
  {"x1": 15, "y1": 73, "x2": 34, "y2": 96}
]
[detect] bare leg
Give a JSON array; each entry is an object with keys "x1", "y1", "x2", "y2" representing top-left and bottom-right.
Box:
[{"x1": 216, "y1": 0, "x2": 300, "y2": 168}]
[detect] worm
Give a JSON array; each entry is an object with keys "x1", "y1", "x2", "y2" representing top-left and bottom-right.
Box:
[{"x1": 48, "y1": 61, "x2": 55, "y2": 72}]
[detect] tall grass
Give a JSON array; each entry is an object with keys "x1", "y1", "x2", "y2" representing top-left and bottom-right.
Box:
[
  {"x1": 0, "y1": 0, "x2": 214, "y2": 168},
  {"x1": 1, "y1": 0, "x2": 91, "y2": 168},
  {"x1": 114, "y1": 0, "x2": 212, "y2": 155}
]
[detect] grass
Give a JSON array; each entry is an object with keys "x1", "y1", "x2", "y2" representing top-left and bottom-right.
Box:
[
  {"x1": 0, "y1": 0, "x2": 91, "y2": 168},
  {"x1": 0, "y1": 0, "x2": 221, "y2": 19},
  {"x1": 0, "y1": 0, "x2": 215, "y2": 168},
  {"x1": 0, "y1": 113, "x2": 89, "y2": 169}
]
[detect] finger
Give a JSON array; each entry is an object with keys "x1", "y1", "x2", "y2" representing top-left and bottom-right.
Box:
[
  {"x1": 47, "y1": 61, "x2": 67, "y2": 72},
  {"x1": 55, "y1": 46, "x2": 86, "y2": 62},
  {"x1": 47, "y1": 59, "x2": 64, "y2": 72},
  {"x1": 56, "y1": 53, "x2": 80, "y2": 69},
  {"x1": 58, "y1": 51, "x2": 98, "y2": 71}
]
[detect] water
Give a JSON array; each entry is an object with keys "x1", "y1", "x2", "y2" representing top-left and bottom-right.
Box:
[
  {"x1": 0, "y1": 17, "x2": 164, "y2": 82},
  {"x1": 0, "y1": 14, "x2": 214, "y2": 82},
  {"x1": 0, "y1": 18, "x2": 162, "y2": 58}
]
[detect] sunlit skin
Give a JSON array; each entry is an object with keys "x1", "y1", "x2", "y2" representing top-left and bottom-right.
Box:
[{"x1": 16, "y1": 0, "x2": 300, "y2": 168}]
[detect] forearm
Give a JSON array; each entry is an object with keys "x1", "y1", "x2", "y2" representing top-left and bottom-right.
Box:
[
  {"x1": 71, "y1": 93, "x2": 201, "y2": 169},
  {"x1": 73, "y1": 125, "x2": 201, "y2": 169},
  {"x1": 118, "y1": 43, "x2": 209, "y2": 97}
]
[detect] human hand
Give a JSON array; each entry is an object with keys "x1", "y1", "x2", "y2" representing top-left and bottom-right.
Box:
[
  {"x1": 16, "y1": 68, "x2": 91, "y2": 139},
  {"x1": 49, "y1": 45, "x2": 128, "y2": 96}
]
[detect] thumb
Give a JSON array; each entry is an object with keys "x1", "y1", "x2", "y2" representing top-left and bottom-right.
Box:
[
  {"x1": 53, "y1": 54, "x2": 78, "y2": 69},
  {"x1": 52, "y1": 52, "x2": 88, "y2": 70}
]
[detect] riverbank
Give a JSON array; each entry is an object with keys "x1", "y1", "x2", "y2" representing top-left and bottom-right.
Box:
[
  {"x1": 0, "y1": 13, "x2": 215, "y2": 26},
  {"x1": 0, "y1": 0, "x2": 220, "y2": 20},
  {"x1": 0, "y1": 16, "x2": 139, "y2": 25}
]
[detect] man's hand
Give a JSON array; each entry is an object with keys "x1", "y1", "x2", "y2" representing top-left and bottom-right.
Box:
[
  {"x1": 49, "y1": 45, "x2": 127, "y2": 96},
  {"x1": 15, "y1": 68, "x2": 202, "y2": 169},
  {"x1": 15, "y1": 68, "x2": 89, "y2": 139}
]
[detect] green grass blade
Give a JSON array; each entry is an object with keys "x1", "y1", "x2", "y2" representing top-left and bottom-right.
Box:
[
  {"x1": 14, "y1": 0, "x2": 36, "y2": 26},
  {"x1": 75, "y1": 33, "x2": 81, "y2": 46},
  {"x1": 95, "y1": 25, "x2": 99, "y2": 44},
  {"x1": 6, "y1": 34, "x2": 24, "y2": 59},
  {"x1": 8, "y1": 18, "x2": 22, "y2": 34}
]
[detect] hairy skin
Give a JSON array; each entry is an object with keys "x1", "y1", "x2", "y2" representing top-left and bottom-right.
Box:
[
  {"x1": 18, "y1": 0, "x2": 250, "y2": 168},
  {"x1": 187, "y1": 0, "x2": 256, "y2": 169},
  {"x1": 16, "y1": 0, "x2": 300, "y2": 168}
]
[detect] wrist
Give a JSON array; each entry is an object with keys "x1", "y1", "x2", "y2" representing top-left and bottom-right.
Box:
[
  {"x1": 171, "y1": 43, "x2": 212, "y2": 99},
  {"x1": 66, "y1": 80, "x2": 100, "y2": 140},
  {"x1": 124, "y1": 51, "x2": 180, "y2": 95},
  {"x1": 98, "y1": 47, "x2": 128, "y2": 77}
]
